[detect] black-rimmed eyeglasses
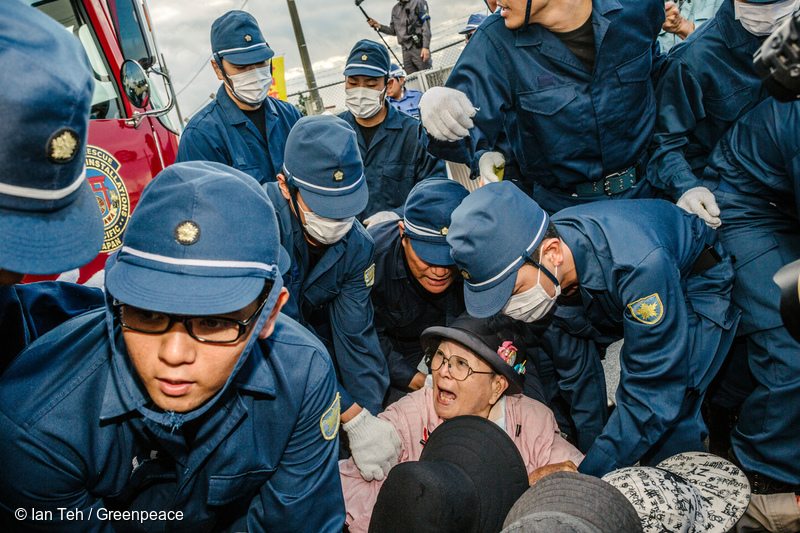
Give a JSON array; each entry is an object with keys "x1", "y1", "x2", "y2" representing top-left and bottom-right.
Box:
[{"x1": 114, "y1": 297, "x2": 268, "y2": 344}]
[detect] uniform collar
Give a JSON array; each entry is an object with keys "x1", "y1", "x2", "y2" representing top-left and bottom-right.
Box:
[
  {"x1": 390, "y1": 231, "x2": 409, "y2": 282},
  {"x1": 233, "y1": 341, "x2": 277, "y2": 396},
  {"x1": 216, "y1": 84, "x2": 278, "y2": 125},
  {"x1": 514, "y1": 0, "x2": 622, "y2": 47},
  {"x1": 717, "y1": 0, "x2": 762, "y2": 49},
  {"x1": 100, "y1": 321, "x2": 149, "y2": 422}
]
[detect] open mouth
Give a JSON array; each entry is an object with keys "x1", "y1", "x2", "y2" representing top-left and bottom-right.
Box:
[{"x1": 435, "y1": 384, "x2": 457, "y2": 406}]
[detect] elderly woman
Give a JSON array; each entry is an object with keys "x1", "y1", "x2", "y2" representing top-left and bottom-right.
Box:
[{"x1": 340, "y1": 315, "x2": 583, "y2": 532}]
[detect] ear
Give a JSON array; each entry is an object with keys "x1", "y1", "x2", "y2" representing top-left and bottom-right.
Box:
[
  {"x1": 491, "y1": 375, "x2": 509, "y2": 404},
  {"x1": 258, "y1": 287, "x2": 290, "y2": 339},
  {"x1": 211, "y1": 59, "x2": 224, "y2": 81},
  {"x1": 541, "y1": 238, "x2": 564, "y2": 268},
  {"x1": 276, "y1": 173, "x2": 291, "y2": 201}
]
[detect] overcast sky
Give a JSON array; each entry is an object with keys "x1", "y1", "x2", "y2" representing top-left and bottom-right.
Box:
[{"x1": 147, "y1": 0, "x2": 488, "y2": 119}]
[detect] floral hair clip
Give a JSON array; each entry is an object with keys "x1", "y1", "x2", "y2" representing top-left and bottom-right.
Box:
[{"x1": 497, "y1": 341, "x2": 526, "y2": 375}]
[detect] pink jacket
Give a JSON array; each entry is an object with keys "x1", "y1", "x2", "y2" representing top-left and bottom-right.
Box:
[{"x1": 340, "y1": 386, "x2": 584, "y2": 532}]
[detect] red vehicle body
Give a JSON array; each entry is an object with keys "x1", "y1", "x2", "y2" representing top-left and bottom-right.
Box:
[{"x1": 26, "y1": 0, "x2": 180, "y2": 284}]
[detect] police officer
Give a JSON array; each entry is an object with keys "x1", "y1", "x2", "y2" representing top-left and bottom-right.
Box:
[
  {"x1": 367, "y1": 0, "x2": 432, "y2": 74},
  {"x1": 658, "y1": 0, "x2": 724, "y2": 52},
  {"x1": 0, "y1": 2, "x2": 105, "y2": 369},
  {"x1": 368, "y1": 178, "x2": 468, "y2": 398},
  {"x1": 649, "y1": 0, "x2": 797, "y2": 224},
  {"x1": 0, "y1": 161, "x2": 344, "y2": 530},
  {"x1": 700, "y1": 97, "x2": 800, "y2": 530},
  {"x1": 459, "y1": 12, "x2": 488, "y2": 42},
  {"x1": 386, "y1": 64, "x2": 422, "y2": 119},
  {"x1": 447, "y1": 183, "x2": 740, "y2": 476},
  {"x1": 177, "y1": 10, "x2": 301, "y2": 184},
  {"x1": 418, "y1": 0, "x2": 666, "y2": 214},
  {"x1": 266, "y1": 115, "x2": 402, "y2": 482},
  {"x1": 339, "y1": 40, "x2": 443, "y2": 221}
]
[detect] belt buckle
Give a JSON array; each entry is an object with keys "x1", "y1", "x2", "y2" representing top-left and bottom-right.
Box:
[{"x1": 603, "y1": 170, "x2": 623, "y2": 196}]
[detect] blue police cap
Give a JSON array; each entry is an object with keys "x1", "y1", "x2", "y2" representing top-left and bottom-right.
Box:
[
  {"x1": 403, "y1": 178, "x2": 469, "y2": 266},
  {"x1": 282, "y1": 115, "x2": 368, "y2": 219},
  {"x1": 389, "y1": 63, "x2": 407, "y2": 79},
  {"x1": 447, "y1": 182, "x2": 549, "y2": 318},
  {"x1": 0, "y1": 1, "x2": 103, "y2": 276},
  {"x1": 211, "y1": 10, "x2": 274, "y2": 66},
  {"x1": 106, "y1": 161, "x2": 290, "y2": 316},
  {"x1": 343, "y1": 39, "x2": 390, "y2": 78},
  {"x1": 459, "y1": 13, "x2": 487, "y2": 34}
]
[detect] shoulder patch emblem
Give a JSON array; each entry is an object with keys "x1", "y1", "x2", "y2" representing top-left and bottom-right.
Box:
[
  {"x1": 627, "y1": 293, "x2": 664, "y2": 325},
  {"x1": 320, "y1": 392, "x2": 341, "y2": 441},
  {"x1": 364, "y1": 262, "x2": 376, "y2": 287}
]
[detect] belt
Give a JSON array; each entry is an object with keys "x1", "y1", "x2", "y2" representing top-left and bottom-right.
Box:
[
  {"x1": 746, "y1": 470, "x2": 800, "y2": 496},
  {"x1": 690, "y1": 244, "x2": 722, "y2": 276},
  {"x1": 573, "y1": 165, "x2": 638, "y2": 198}
]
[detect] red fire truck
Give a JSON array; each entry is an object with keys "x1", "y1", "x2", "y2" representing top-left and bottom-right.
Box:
[{"x1": 26, "y1": 0, "x2": 180, "y2": 284}]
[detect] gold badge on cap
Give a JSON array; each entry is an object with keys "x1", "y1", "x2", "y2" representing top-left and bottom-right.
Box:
[
  {"x1": 175, "y1": 220, "x2": 201, "y2": 246},
  {"x1": 47, "y1": 128, "x2": 80, "y2": 164},
  {"x1": 333, "y1": 169, "x2": 344, "y2": 182},
  {"x1": 460, "y1": 269, "x2": 471, "y2": 280},
  {"x1": 361, "y1": 54, "x2": 368, "y2": 61},
  {"x1": 440, "y1": 227, "x2": 448, "y2": 236},
  {"x1": 244, "y1": 34, "x2": 252, "y2": 42}
]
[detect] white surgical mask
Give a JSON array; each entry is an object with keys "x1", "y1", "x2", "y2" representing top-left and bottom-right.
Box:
[
  {"x1": 227, "y1": 66, "x2": 272, "y2": 105},
  {"x1": 734, "y1": 0, "x2": 800, "y2": 36},
  {"x1": 300, "y1": 206, "x2": 355, "y2": 245},
  {"x1": 345, "y1": 87, "x2": 385, "y2": 119},
  {"x1": 502, "y1": 253, "x2": 561, "y2": 323}
]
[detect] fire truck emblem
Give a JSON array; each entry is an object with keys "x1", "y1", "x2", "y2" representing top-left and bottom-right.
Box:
[
  {"x1": 47, "y1": 128, "x2": 80, "y2": 163},
  {"x1": 86, "y1": 146, "x2": 130, "y2": 253}
]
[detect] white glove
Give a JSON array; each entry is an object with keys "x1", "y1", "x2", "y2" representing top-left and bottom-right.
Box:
[
  {"x1": 419, "y1": 86, "x2": 476, "y2": 142},
  {"x1": 676, "y1": 186, "x2": 722, "y2": 228},
  {"x1": 363, "y1": 210, "x2": 401, "y2": 228},
  {"x1": 343, "y1": 409, "x2": 402, "y2": 481},
  {"x1": 478, "y1": 151, "x2": 505, "y2": 185}
]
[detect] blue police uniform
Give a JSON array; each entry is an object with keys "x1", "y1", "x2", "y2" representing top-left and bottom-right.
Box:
[
  {"x1": 703, "y1": 97, "x2": 800, "y2": 486},
  {"x1": 428, "y1": 2, "x2": 665, "y2": 213},
  {"x1": 0, "y1": 282, "x2": 103, "y2": 373},
  {"x1": 341, "y1": 40, "x2": 444, "y2": 218},
  {"x1": 387, "y1": 88, "x2": 423, "y2": 119},
  {"x1": 177, "y1": 87, "x2": 301, "y2": 184},
  {"x1": 176, "y1": 11, "x2": 301, "y2": 185},
  {"x1": 0, "y1": 309, "x2": 344, "y2": 532},
  {"x1": 551, "y1": 200, "x2": 739, "y2": 476},
  {"x1": 368, "y1": 221, "x2": 464, "y2": 389},
  {"x1": 266, "y1": 183, "x2": 388, "y2": 415},
  {"x1": 648, "y1": 0, "x2": 769, "y2": 198}
]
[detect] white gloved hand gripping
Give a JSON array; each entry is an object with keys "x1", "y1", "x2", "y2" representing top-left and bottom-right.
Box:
[
  {"x1": 343, "y1": 409, "x2": 402, "y2": 481},
  {"x1": 676, "y1": 186, "x2": 722, "y2": 228},
  {"x1": 419, "y1": 86, "x2": 477, "y2": 142},
  {"x1": 478, "y1": 151, "x2": 505, "y2": 185}
]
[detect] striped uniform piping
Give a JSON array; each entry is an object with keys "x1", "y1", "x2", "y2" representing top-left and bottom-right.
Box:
[
  {"x1": 284, "y1": 165, "x2": 365, "y2": 193},
  {"x1": 216, "y1": 42, "x2": 268, "y2": 55},
  {"x1": 403, "y1": 218, "x2": 443, "y2": 238},
  {"x1": 344, "y1": 63, "x2": 388, "y2": 76},
  {"x1": 466, "y1": 215, "x2": 548, "y2": 288},
  {"x1": 0, "y1": 167, "x2": 85, "y2": 200},
  {"x1": 120, "y1": 246, "x2": 279, "y2": 273}
]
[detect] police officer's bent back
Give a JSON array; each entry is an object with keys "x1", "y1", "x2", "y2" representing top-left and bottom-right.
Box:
[
  {"x1": 0, "y1": 2, "x2": 105, "y2": 369},
  {"x1": 0, "y1": 161, "x2": 344, "y2": 531},
  {"x1": 419, "y1": 0, "x2": 666, "y2": 214},
  {"x1": 266, "y1": 115, "x2": 402, "y2": 482},
  {"x1": 368, "y1": 178, "x2": 468, "y2": 397},
  {"x1": 447, "y1": 183, "x2": 740, "y2": 477},
  {"x1": 177, "y1": 10, "x2": 301, "y2": 185},
  {"x1": 338, "y1": 40, "x2": 443, "y2": 221}
]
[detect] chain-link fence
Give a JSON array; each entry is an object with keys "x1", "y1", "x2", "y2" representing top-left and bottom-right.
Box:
[{"x1": 287, "y1": 39, "x2": 465, "y2": 116}]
